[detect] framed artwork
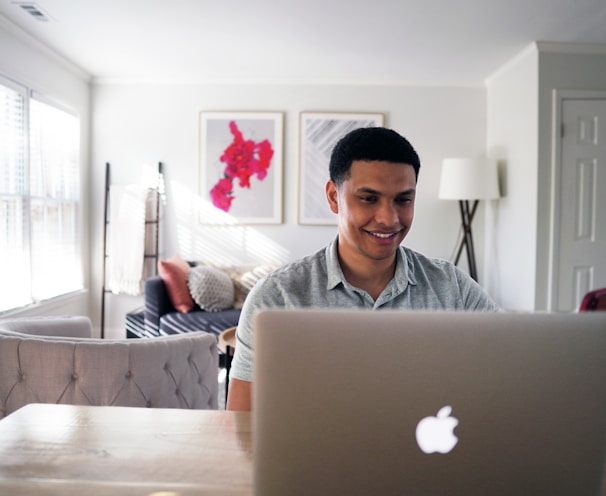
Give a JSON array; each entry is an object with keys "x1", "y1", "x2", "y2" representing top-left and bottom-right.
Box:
[
  {"x1": 298, "y1": 112, "x2": 385, "y2": 225},
  {"x1": 199, "y1": 111, "x2": 283, "y2": 224}
]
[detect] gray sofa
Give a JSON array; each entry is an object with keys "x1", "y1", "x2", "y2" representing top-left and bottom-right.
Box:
[
  {"x1": 139, "y1": 275, "x2": 241, "y2": 338},
  {"x1": 0, "y1": 316, "x2": 218, "y2": 419}
]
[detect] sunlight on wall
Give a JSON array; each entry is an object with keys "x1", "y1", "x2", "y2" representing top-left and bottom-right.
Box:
[{"x1": 169, "y1": 180, "x2": 289, "y2": 266}]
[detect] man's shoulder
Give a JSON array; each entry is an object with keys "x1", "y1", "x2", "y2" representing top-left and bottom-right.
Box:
[
  {"x1": 400, "y1": 245, "x2": 454, "y2": 274},
  {"x1": 245, "y1": 247, "x2": 330, "y2": 307},
  {"x1": 248, "y1": 247, "x2": 327, "y2": 292},
  {"x1": 399, "y1": 246, "x2": 500, "y2": 311},
  {"x1": 264, "y1": 247, "x2": 328, "y2": 283}
]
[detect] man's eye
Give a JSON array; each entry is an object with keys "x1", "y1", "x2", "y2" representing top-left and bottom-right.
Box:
[
  {"x1": 396, "y1": 197, "x2": 413, "y2": 204},
  {"x1": 360, "y1": 196, "x2": 377, "y2": 202}
]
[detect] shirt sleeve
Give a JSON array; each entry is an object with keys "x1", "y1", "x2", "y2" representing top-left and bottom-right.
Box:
[
  {"x1": 229, "y1": 276, "x2": 284, "y2": 382},
  {"x1": 454, "y1": 266, "x2": 500, "y2": 311}
]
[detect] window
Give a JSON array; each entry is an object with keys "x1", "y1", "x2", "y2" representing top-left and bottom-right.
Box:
[{"x1": 0, "y1": 76, "x2": 82, "y2": 312}]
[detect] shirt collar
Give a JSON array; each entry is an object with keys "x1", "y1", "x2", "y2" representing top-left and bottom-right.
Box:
[
  {"x1": 325, "y1": 236, "x2": 417, "y2": 292},
  {"x1": 393, "y1": 245, "x2": 417, "y2": 292},
  {"x1": 326, "y1": 236, "x2": 345, "y2": 290}
]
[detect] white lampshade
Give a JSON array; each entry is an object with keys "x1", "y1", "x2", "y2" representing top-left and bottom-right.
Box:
[{"x1": 438, "y1": 158, "x2": 500, "y2": 200}]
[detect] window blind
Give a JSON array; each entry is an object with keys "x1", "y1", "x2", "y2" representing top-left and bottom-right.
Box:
[
  {"x1": 0, "y1": 79, "x2": 30, "y2": 310},
  {"x1": 0, "y1": 77, "x2": 82, "y2": 312}
]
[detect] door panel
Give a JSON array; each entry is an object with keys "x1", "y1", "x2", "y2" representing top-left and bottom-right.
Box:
[{"x1": 557, "y1": 99, "x2": 606, "y2": 311}]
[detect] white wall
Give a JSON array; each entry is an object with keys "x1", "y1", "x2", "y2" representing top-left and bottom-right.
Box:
[
  {"x1": 91, "y1": 83, "x2": 488, "y2": 337},
  {"x1": 0, "y1": 18, "x2": 91, "y2": 319},
  {"x1": 486, "y1": 43, "x2": 606, "y2": 312},
  {"x1": 535, "y1": 46, "x2": 606, "y2": 310},
  {"x1": 3, "y1": 15, "x2": 605, "y2": 334},
  {"x1": 0, "y1": 15, "x2": 494, "y2": 337},
  {"x1": 485, "y1": 45, "x2": 539, "y2": 311}
]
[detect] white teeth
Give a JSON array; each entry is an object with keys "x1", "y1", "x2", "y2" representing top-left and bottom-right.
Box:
[{"x1": 372, "y1": 232, "x2": 393, "y2": 238}]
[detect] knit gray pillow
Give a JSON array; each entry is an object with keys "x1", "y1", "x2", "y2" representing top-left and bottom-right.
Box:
[{"x1": 187, "y1": 266, "x2": 234, "y2": 312}]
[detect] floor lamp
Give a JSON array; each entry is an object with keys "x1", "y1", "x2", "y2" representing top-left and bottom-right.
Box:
[{"x1": 438, "y1": 158, "x2": 500, "y2": 282}]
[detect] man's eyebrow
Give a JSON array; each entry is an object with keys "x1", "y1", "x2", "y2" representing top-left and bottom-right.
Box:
[
  {"x1": 355, "y1": 187, "x2": 381, "y2": 194},
  {"x1": 355, "y1": 187, "x2": 416, "y2": 195}
]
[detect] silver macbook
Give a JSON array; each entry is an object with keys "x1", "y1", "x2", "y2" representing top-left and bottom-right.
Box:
[{"x1": 253, "y1": 309, "x2": 606, "y2": 496}]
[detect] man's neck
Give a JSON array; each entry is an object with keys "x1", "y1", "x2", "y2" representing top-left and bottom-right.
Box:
[{"x1": 338, "y1": 251, "x2": 397, "y2": 301}]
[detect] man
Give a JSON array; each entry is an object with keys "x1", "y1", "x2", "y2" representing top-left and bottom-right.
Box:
[{"x1": 227, "y1": 127, "x2": 499, "y2": 411}]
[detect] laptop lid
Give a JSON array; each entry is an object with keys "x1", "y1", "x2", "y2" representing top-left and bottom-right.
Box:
[{"x1": 253, "y1": 309, "x2": 606, "y2": 496}]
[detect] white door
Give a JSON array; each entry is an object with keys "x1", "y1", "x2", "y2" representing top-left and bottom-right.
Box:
[{"x1": 556, "y1": 98, "x2": 606, "y2": 311}]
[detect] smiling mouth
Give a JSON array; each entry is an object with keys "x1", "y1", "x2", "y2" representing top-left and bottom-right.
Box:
[{"x1": 368, "y1": 231, "x2": 400, "y2": 239}]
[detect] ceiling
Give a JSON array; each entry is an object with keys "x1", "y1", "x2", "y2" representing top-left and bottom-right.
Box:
[{"x1": 1, "y1": 0, "x2": 606, "y2": 85}]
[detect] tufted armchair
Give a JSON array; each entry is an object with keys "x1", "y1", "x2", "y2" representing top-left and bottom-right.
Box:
[{"x1": 0, "y1": 316, "x2": 218, "y2": 419}]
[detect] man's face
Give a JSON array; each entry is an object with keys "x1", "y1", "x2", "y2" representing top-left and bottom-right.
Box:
[{"x1": 326, "y1": 160, "x2": 416, "y2": 266}]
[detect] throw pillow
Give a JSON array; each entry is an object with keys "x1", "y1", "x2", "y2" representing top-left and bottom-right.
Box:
[
  {"x1": 188, "y1": 265, "x2": 234, "y2": 312},
  {"x1": 157, "y1": 255, "x2": 194, "y2": 313}
]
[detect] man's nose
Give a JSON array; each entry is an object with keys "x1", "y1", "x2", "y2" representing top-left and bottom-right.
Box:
[{"x1": 375, "y1": 201, "x2": 398, "y2": 226}]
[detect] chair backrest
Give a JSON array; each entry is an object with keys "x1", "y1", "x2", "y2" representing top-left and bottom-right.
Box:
[
  {"x1": 0, "y1": 315, "x2": 93, "y2": 338},
  {"x1": 579, "y1": 287, "x2": 606, "y2": 311},
  {"x1": 0, "y1": 318, "x2": 218, "y2": 419}
]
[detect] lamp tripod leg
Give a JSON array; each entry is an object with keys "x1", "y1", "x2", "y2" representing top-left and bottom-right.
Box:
[
  {"x1": 454, "y1": 200, "x2": 478, "y2": 265},
  {"x1": 455, "y1": 200, "x2": 479, "y2": 282}
]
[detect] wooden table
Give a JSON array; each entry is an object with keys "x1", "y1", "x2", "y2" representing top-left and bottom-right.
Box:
[
  {"x1": 0, "y1": 403, "x2": 252, "y2": 495},
  {"x1": 218, "y1": 326, "x2": 237, "y2": 354}
]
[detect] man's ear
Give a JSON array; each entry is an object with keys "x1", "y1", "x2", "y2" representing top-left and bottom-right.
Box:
[{"x1": 326, "y1": 180, "x2": 339, "y2": 214}]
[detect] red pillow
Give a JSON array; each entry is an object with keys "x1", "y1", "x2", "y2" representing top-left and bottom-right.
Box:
[{"x1": 157, "y1": 255, "x2": 194, "y2": 313}]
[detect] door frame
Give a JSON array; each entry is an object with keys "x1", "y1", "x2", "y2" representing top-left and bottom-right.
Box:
[{"x1": 547, "y1": 90, "x2": 606, "y2": 311}]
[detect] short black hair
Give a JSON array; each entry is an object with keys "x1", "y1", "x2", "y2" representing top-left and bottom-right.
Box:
[{"x1": 329, "y1": 127, "x2": 421, "y2": 186}]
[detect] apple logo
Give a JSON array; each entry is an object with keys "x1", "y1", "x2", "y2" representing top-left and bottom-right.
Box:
[{"x1": 415, "y1": 405, "x2": 459, "y2": 454}]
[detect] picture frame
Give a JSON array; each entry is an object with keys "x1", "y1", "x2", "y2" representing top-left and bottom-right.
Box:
[
  {"x1": 199, "y1": 111, "x2": 283, "y2": 224},
  {"x1": 298, "y1": 112, "x2": 385, "y2": 225}
]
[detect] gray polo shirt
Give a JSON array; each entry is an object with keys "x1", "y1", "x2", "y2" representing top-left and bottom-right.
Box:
[{"x1": 229, "y1": 237, "x2": 499, "y2": 382}]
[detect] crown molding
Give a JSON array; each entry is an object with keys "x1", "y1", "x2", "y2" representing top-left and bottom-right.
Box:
[{"x1": 536, "y1": 41, "x2": 606, "y2": 54}]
